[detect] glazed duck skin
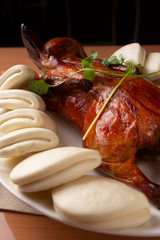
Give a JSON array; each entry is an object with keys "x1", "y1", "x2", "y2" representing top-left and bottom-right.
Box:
[{"x1": 21, "y1": 24, "x2": 160, "y2": 207}]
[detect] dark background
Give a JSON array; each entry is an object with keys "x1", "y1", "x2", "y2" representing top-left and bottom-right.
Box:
[{"x1": 1, "y1": 0, "x2": 160, "y2": 47}]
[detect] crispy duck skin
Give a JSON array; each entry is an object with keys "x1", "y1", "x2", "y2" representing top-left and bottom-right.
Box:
[{"x1": 21, "y1": 24, "x2": 160, "y2": 208}]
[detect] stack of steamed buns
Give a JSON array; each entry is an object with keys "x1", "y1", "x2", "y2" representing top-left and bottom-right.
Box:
[{"x1": 1, "y1": 41, "x2": 158, "y2": 231}]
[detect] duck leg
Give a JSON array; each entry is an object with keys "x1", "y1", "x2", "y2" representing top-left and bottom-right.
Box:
[{"x1": 101, "y1": 156, "x2": 160, "y2": 208}]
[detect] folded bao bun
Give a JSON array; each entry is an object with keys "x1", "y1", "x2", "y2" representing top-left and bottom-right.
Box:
[
  {"x1": 0, "y1": 65, "x2": 38, "y2": 90},
  {"x1": 0, "y1": 109, "x2": 57, "y2": 134},
  {"x1": 52, "y1": 175, "x2": 150, "y2": 231},
  {"x1": 112, "y1": 43, "x2": 146, "y2": 66},
  {"x1": 10, "y1": 147, "x2": 102, "y2": 192},
  {"x1": 0, "y1": 89, "x2": 46, "y2": 111},
  {"x1": 142, "y1": 52, "x2": 160, "y2": 81},
  {"x1": 0, "y1": 128, "x2": 59, "y2": 158}
]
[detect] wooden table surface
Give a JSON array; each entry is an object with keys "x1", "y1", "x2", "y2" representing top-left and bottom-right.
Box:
[{"x1": 0, "y1": 45, "x2": 160, "y2": 240}]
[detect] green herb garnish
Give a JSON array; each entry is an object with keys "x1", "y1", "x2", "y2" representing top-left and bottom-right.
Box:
[
  {"x1": 29, "y1": 79, "x2": 51, "y2": 95},
  {"x1": 101, "y1": 54, "x2": 125, "y2": 67},
  {"x1": 28, "y1": 52, "x2": 137, "y2": 95},
  {"x1": 29, "y1": 67, "x2": 51, "y2": 95},
  {"x1": 82, "y1": 70, "x2": 131, "y2": 140},
  {"x1": 125, "y1": 62, "x2": 143, "y2": 73},
  {"x1": 81, "y1": 50, "x2": 98, "y2": 81},
  {"x1": 28, "y1": 51, "x2": 160, "y2": 140},
  {"x1": 81, "y1": 50, "x2": 98, "y2": 68},
  {"x1": 101, "y1": 54, "x2": 144, "y2": 75}
]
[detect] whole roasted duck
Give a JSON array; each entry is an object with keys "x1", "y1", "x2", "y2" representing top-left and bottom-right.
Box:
[{"x1": 21, "y1": 24, "x2": 160, "y2": 208}]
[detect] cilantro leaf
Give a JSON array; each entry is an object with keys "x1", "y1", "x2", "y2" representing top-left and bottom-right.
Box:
[
  {"x1": 83, "y1": 69, "x2": 95, "y2": 81},
  {"x1": 81, "y1": 57, "x2": 93, "y2": 68},
  {"x1": 101, "y1": 54, "x2": 144, "y2": 75},
  {"x1": 29, "y1": 79, "x2": 51, "y2": 95},
  {"x1": 81, "y1": 50, "x2": 98, "y2": 81},
  {"x1": 137, "y1": 63, "x2": 143, "y2": 71},
  {"x1": 125, "y1": 62, "x2": 143, "y2": 74},
  {"x1": 101, "y1": 54, "x2": 125, "y2": 67},
  {"x1": 125, "y1": 64, "x2": 132, "y2": 73},
  {"x1": 119, "y1": 54, "x2": 125, "y2": 64},
  {"x1": 81, "y1": 50, "x2": 98, "y2": 68}
]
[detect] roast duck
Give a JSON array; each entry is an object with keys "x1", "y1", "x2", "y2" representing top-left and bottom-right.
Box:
[{"x1": 21, "y1": 24, "x2": 160, "y2": 208}]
